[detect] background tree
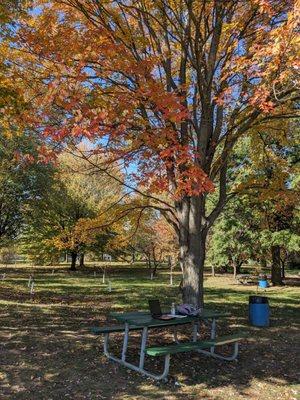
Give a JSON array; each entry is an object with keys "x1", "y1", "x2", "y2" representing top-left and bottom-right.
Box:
[
  {"x1": 101, "y1": 204, "x2": 178, "y2": 278},
  {"x1": 10, "y1": 0, "x2": 300, "y2": 305},
  {"x1": 23, "y1": 152, "x2": 122, "y2": 268},
  {"x1": 208, "y1": 196, "x2": 260, "y2": 278},
  {"x1": 0, "y1": 132, "x2": 51, "y2": 247},
  {"x1": 257, "y1": 194, "x2": 299, "y2": 284},
  {"x1": 128, "y1": 212, "x2": 178, "y2": 279},
  {"x1": 209, "y1": 192, "x2": 299, "y2": 284},
  {"x1": 208, "y1": 120, "x2": 299, "y2": 284}
]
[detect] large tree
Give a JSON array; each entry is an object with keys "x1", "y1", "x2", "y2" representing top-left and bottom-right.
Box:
[
  {"x1": 10, "y1": 0, "x2": 299, "y2": 305},
  {"x1": 208, "y1": 194, "x2": 300, "y2": 283},
  {"x1": 207, "y1": 196, "x2": 260, "y2": 278},
  {"x1": 209, "y1": 117, "x2": 299, "y2": 284}
]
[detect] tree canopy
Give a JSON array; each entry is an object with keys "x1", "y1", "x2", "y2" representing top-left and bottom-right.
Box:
[
  {"x1": 22, "y1": 151, "x2": 123, "y2": 267},
  {"x1": 0, "y1": 132, "x2": 51, "y2": 246},
  {"x1": 1, "y1": 0, "x2": 299, "y2": 303}
]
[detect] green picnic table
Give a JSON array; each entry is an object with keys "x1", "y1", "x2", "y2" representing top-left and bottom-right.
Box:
[{"x1": 92, "y1": 309, "x2": 246, "y2": 380}]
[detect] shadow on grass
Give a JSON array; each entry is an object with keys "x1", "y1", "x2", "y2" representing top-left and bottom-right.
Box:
[{"x1": 0, "y1": 265, "x2": 299, "y2": 399}]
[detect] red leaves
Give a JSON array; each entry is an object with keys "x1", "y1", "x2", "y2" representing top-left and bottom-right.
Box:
[
  {"x1": 252, "y1": 0, "x2": 275, "y2": 15},
  {"x1": 16, "y1": 1, "x2": 227, "y2": 199},
  {"x1": 37, "y1": 145, "x2": 57, "y2": 163},
  {"x1": 249, "y1": 87, "x2": 275, "y2": 113},
  {"x1": 176, "y1": 165, "x2": 215, "y2": 198},
  {"x1": 129, "y1": 142, "x2": 214, "y2": 198}
]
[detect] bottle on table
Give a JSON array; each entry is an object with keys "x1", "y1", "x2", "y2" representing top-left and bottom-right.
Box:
[{"x1": 171, "y1": 302, "x2": 176, "y2": 316}]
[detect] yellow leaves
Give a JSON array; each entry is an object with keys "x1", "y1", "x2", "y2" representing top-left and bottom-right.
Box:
[
  {"x1": 3, "y1": 0, "x2": 298, "y2": 208},
  {"x1": 232, "y1": 120, "x2": 296, "y2": 202},
  {"x1": 0, "y1": 61, "x2": 27, "y2": 134},
  {"x1": 42, "y1": 151, "x2": 125, "y2": 252},
  {"x1": 49, "y1": 218, "x2": 95, "y2": 250},
  {"x1": 0, "y1": 0, "x2": 31, "y2": 24}
]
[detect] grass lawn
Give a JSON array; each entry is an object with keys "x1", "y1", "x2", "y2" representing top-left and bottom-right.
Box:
[{"x1": 0, "y1": 263, "x2": 299, "y2": 400}]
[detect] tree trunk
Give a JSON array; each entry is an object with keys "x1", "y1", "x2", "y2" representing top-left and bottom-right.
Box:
[
  {"x1": 152, "y1": 262, "x2": 158, "y2": 278},
  {"x1": 79, "y1": 253, "x2": 85, "y2": 268},
  {"x1": 271, "y1": 245, "x2": 283, "y2": 285},
  {"x1": 151, "y1": 247, "x2": 159, "y2": 278},
  {"x1": 233, "y1": 264, "x2": 237, "y2": 279},
  {"x1": 70, "y1": 251, "x2": 77, "y2": 271},
  {"x1": 211, "y1": 265, "x2": 215, "y2": 277},
  {"x1": 147, "y1": 256, "x2": 153, "y2": 279},
  {"x1": 233, "y1": 262, "x2": 241, "y2": 279},
  {"x1": 177, "y1": 196, "x2": 206, "y2": 308},
  {"x1": 180, "y1": 231, "x2": 206, "y2": 307},
  {"x1": 281, "y1": 260, "x2": 285, "y2": 279},
  {"x1": 168, "y1": 255, "x2": 175, "y2": 286},
  {"x1": 102, "y1": 267, "x2": 106, "y2": 283},
  {"x1": 280, "y1": 251, "x2": 287, "y2": 279},
  {"x1": 130, "y1": 251, "x2": 135, "y2": 264}
]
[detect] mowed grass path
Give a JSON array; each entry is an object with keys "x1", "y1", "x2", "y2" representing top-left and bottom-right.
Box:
[{"x1": 0, "y1": 263, "x2": 299, "y2": 400}]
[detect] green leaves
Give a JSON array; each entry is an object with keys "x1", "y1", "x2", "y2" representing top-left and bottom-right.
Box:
[{"x1": 0, "y1": 131, "x2": 50, "y2": 246}]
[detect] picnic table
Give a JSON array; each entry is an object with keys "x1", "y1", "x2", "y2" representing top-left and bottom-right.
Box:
[
  {"x1": 92, "y1": 309, "x2": 246, "y2": 380},
  {"x1": 236, "y1": 274, "x2": 272, "y2": 286},
  {"x1": 236, "y1": 274, "x2": 258, "y2": 285}
]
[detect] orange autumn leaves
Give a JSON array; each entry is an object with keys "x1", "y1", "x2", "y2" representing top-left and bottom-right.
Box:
[
  {"x1": 9, "y1": 0, "x2": 299, "y2": 200},
  {"x1": 11, "y1": 1, "x2": 214, "y2": 199}
]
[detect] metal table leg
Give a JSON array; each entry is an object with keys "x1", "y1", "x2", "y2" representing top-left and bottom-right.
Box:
[
  {"x1": 210, "y1": 318, "x2": 216, "y2": 354},
  {"x1": 101, "y1": 324, "x2": 170, "y2": 381},
  {"x1": 139, "y1": 326, "x2": 148, "y2": 369},
  {"x1": 121, "y1": 322, "x2": 129, "y2": 361},
  {"x1": 210, "y1": 318, "x2": 216, "y2": 339}
]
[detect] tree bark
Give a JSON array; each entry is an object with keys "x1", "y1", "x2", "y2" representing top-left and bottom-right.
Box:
[
  {"x1": 280, "y1": 251, "x2": 287, "y2": 279},
  {"x1": 281, "y1": 260, "x2": 285, "y2": 279},
  {"x1": 271, "y1": 245, "x2": 283, "y2": 285},
  {"x1": 151, "y1": 247, "x2": 159, "y2": 278},
  {"x1": 211, "y1": 265, "x2": 215, "y2": 277},
  {"x1": 102, "y1": 267, "x2": 106, "y2": 283},
  {"x1": 233, "y1": 261, "x2": 242, "y2": 279},
  {"x1": 152, "y1": 263, "x2": 158, "y2": 278},
  {"x1": 130, "y1": 251, "x2": 135, "y2": 264},
  {"x1": 70, "y1": 251, "x2": 77, "y2": 271},
  {"x1": 233, "y1": 264, "x2": 237, "y2": 279},
  {"x1": 177, "y1": 196, "x2": 207, "y2": 308},
  {"x1": 168, "y1": 255, "x2": 175, "y2": 286},
  {"x1": 180, "y1": 231, "x2": 206, "y2": 307},
  {"x1": 146, "y1": 256, "x2": 154, "y2": 279},
  {"x1": 79, "y1": 253, "x2": 85, "y2": 268}
]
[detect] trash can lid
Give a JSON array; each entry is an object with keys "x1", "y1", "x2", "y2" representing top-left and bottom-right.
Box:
[{"x1": 249, "y1": 295, "x2": 269, "y2": 304}]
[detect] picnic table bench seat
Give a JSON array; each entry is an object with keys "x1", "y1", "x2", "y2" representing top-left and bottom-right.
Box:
[
  {"x1": 145, "y1": 333, "x2": 246, "y2": 356},
  {"x1": 142, "y1": 333, "x2": 246, "y2": 379}
]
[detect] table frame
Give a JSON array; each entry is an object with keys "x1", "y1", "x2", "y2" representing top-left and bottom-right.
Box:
[
  {"x1": 103, "y1": 323, "x2": 171, "y2": 380},
  {"x1": 101, "y1": 311, "x2": 237, "y2": 381}
]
